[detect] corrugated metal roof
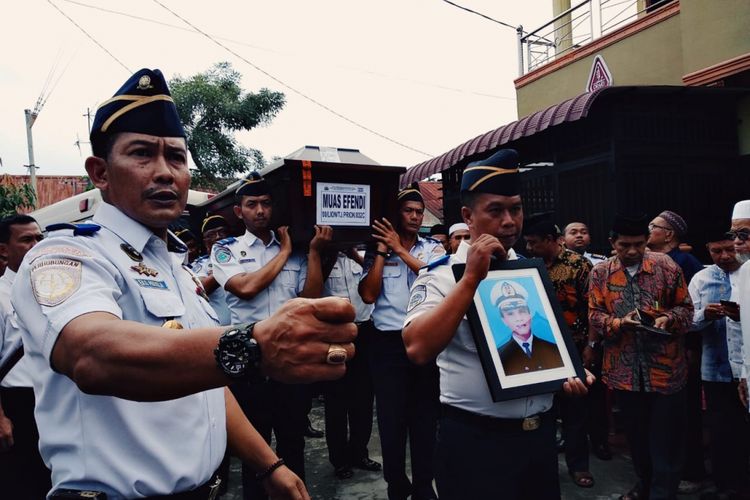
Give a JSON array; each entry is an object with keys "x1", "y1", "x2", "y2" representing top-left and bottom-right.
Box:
[
  {"x1": 400, "y1": 88, "x2": 607, "y2": 186},
  {"x1": 400, "y1": 85, "x2": 750, "y2": 187}
]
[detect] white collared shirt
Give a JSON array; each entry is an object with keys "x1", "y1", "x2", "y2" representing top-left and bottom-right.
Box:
[
  {"x1": 324, "y1": 253, "x2": 373, "y2": 323},
  {"x1": 404, "y1": 240, "x2": 553, "y2": 418},
  {"x1": 362, "y1": 235, "x2": 445, "y2": 331},
  {"x1": 0, "y1": 268, "x2": 34, "y2": 388},
  {"x1": 11, "y1": 202, "x2": 225, "y2": 500},
  {"x1": 191, "y1": 255, "x2": 231, "y2": 326},
  {"x1": 211, "y1": 229, "x2": 308, "y2": 324}
]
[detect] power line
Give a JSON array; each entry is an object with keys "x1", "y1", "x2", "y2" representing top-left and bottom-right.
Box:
[
  {"x1": 151, "y1": 0, "x2": 433, "y2": 158},
  {"x1": 440, "y1": 0, "x2": 519, "y2": 31},
  {"x1": 61, "y1": 0, "x2": 514, "y2": 101},
  {"x1": 46, "y1": 0, "x2": 131, "y2": 73}
]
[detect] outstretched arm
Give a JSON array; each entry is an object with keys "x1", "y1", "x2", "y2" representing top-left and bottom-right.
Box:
[{"x1": 403, "y1": 234, "x2": 503, "y2": 365}]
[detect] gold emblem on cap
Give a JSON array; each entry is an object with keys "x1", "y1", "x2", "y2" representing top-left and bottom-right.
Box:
[
  {"x1": 162, "y1": 319, "x2": 183, "y2": 329},
  {"x1": 137, "y1": 75, "x2": 153, "y2": 90}
]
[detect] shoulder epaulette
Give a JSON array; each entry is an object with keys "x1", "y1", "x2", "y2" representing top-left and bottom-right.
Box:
[
  {"x1": 45, "y1": 223, "x2": 101, "y2": 236},
  {"x1": 424, "y1": 254, "x2": 450, "y2": 271},
  {"x1": 216, "y1": 236, "x2": 237, "y2": 246}
]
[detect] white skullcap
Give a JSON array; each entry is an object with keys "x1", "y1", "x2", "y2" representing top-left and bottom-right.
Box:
[
  {"x1": 448, "y1": 223, "x2": 469, "y2": 236},
  {"x1": 732, "y1": 200, "x2": 750, "y2": 220}
]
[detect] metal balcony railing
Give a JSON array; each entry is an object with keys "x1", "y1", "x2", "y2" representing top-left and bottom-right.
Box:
[{"x1": 517, "y1": 0, "x2": 675, "y2": 76}]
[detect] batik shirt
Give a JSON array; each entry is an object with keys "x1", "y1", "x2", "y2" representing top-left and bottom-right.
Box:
[
  {"x1": 588, "y1": 252, "x2": 694, "y2": 394},
  {"x1": 546, "y1": 248, "x2": 592, "y2": 344}
]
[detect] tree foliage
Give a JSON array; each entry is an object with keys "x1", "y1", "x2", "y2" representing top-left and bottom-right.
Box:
[
  {"x1": 0, "y1": 178, "x2": 37, "y2": 218},
  {"x1": 170, "y1": 62, "x2": 285, "y2": 190}
]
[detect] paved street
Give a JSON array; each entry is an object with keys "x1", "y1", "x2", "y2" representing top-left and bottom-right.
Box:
[{"x1": 223, "y1": 398, "x2": 704, "y2": 500}]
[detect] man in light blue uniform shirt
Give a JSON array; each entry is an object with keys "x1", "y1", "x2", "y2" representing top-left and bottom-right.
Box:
[
  {"x1": 0, "y1": 215, "x2": 49, "y2": 499},
  {"x1": 191, "y1": 214, "x2": 232, "y2": 325},
  {"x1": 10, "y1": 68, "x2": 355, "y2": 500},
  {"x1": 359, "y1": 183, "x2": 445, "y2": 500},
  {"x1": 211, "y1": 172, "x2": 331, "y2": 500},
  {"x1": 322, "y1": 249, "x2": 381, "y2": 479},
  {"x1": 403, "y1": 149, "x2": 592, "y2": 500},
  {"x1": 688, "y1": 229, "x2": 748, "y2": 496}
]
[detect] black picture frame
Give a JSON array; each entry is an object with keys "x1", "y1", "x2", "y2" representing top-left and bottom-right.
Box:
[{"x1": 452, "y1": 258, "x2": 586, "y2": 402}]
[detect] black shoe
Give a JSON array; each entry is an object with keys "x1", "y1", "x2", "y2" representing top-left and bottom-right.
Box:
[
  {"x1": 304, "y1": 423, "x2": 324, "y2": 438},
  {"x1": 592, "y1": 443, "x2": 613, "y2": 460},
  {"x1": 352, "y1": 457, "x2": 382, "y2": 471},
  {"x1": 334, "y1": 466, "x2": 353, "y2": 480}
]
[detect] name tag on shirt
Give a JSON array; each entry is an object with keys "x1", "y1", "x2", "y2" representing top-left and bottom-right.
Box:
[
  {"x1": 384, "y1": 262, "x2": 399, "y2": 267},
  {"x1": 239, "y1": 258, "x2": 256, "y2": 264},
  {"x1": 135, "y1": 279, "x2": 169, "y2": 290}
]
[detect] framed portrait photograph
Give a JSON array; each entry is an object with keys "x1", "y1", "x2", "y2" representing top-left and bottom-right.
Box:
[{"x1": 452, "y1": 258, "x2": 585, "y2": 402}]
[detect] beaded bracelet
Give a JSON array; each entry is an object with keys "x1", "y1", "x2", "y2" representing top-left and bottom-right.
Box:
[{"x1": 255, "y1": 458, "x2": 285, "y2": 481}]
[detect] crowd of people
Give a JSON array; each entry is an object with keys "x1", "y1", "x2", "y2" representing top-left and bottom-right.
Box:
[{"x1": 1, "y1": 68, "x2": 749, "y2": 500}]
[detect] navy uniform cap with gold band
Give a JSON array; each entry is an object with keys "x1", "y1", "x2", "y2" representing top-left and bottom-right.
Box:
[
  {"x1": 235, "y1": 172, "x2": 270, "y2": 198},
  {"x1": 90, "y1": 68, "x2": 185, "y2": 155},
  {"x1": 397, "y1": 182, "x2": 424, "y2": 204},
  {"x1": 460, "y1": 148, "x2": 520, "y2": 196},
  {"x1": 201, "y1": 215, "x2": 228, "y2": 234}
]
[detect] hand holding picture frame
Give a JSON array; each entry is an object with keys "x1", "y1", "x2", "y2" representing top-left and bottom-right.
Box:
[{"x1": 452, "y1": 258, "x2": 586, "y2": 402}]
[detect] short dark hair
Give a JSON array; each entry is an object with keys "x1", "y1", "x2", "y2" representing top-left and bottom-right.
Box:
[
  {"x1": 91, "y1": 133, "x2": 188, "y2": 160},
  {"x1": 460, "y1": 190, "x2": 481, "y2": 209},
  {"x1": 234, "y1": 192, "x2": 273, "y2": 206},
  {"x1": 91, "y1": 133, "x2": 121, "y2": 160},
  {"x1": 0, "y1": 215, "x2": 38, "y2": 243}
]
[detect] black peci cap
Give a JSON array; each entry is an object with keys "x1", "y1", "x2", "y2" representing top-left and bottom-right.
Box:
[{"x1": 611, "y1": 214, "x2": 649, "y2": 236}]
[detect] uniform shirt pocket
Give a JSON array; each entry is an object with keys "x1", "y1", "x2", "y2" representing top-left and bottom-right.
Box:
[
  {"x1": 140, "y1": 287, "x2": 186, "y2": 322},
  {"x1": 280, "y1": 261, "x2": 301, "y2": 288},
  {"x1": 382, "y1": 263, "x2": 402, "y2": 291}
]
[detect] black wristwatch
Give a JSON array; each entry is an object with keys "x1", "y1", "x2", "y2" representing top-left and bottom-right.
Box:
[{"x1": 214, "y1": 323, "x2": 263, "y2": 380}]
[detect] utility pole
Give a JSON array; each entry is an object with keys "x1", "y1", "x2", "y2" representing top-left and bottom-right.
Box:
[{"x1": 24, "y1": 109, "x2": 38, "y2": 209}]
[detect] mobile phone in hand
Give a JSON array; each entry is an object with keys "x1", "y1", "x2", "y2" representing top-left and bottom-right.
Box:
[{"x1": 720, "y1": 299, "x2": 739, "y2": 309}]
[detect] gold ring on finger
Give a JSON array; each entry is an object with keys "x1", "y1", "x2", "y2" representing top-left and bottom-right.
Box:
[{"x1": 326, "y1": 344, "x2": 348, "y2": 365}]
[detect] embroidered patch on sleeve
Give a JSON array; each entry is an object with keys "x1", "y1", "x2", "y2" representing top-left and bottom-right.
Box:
[
  {"x1": 407, "y1": 284, "x2": 427, "y2": 312},
  {"x1": 30, "y1": 258, "x2": 82, "y2": 307},
  {"x1": 215, "y1": 247, "x2": 233, "y2": 264}
]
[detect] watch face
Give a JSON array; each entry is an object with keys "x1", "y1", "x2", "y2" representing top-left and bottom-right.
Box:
[{"x1": 219, "y1": 332, "x2": 249, "y2": 376}]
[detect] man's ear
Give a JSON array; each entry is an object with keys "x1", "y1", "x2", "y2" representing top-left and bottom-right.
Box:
[
  {"x1": 0, "y1": 243, "x2": 7, "y2": 260},
  {"x1": 461, "y1": 205, "x2": 472, "y2": 228},
  {"x1": 233, "y1": 205, "x2": 242, "y2": 220},
  {"x1": 85, "y1": 156, "x2": 108, "y2": 192},
  {"x1": 609, "y1": 237, "x2": 616, "y2": 250}
]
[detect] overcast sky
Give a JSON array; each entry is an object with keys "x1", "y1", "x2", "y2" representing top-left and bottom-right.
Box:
[{"x1": 0, "y1": 0, "x2": 552, "y2": 177}]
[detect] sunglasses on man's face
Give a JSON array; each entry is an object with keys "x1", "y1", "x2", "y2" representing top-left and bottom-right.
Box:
[{"x1": 726, "y1": 230, "x2": 750, "y2": 242}]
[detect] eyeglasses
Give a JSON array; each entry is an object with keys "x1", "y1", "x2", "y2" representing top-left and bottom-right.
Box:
[
  {"x1": 648, "y1": 223, "x2": 671, "y2": 232},
  {"x1": 726, "y1": 230, "x2": 750, "y2": 242}
]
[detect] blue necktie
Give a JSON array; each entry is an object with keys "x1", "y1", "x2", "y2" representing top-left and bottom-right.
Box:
[{"x1": 522, "y1": 342, "x2": 531, "y2": 358}]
